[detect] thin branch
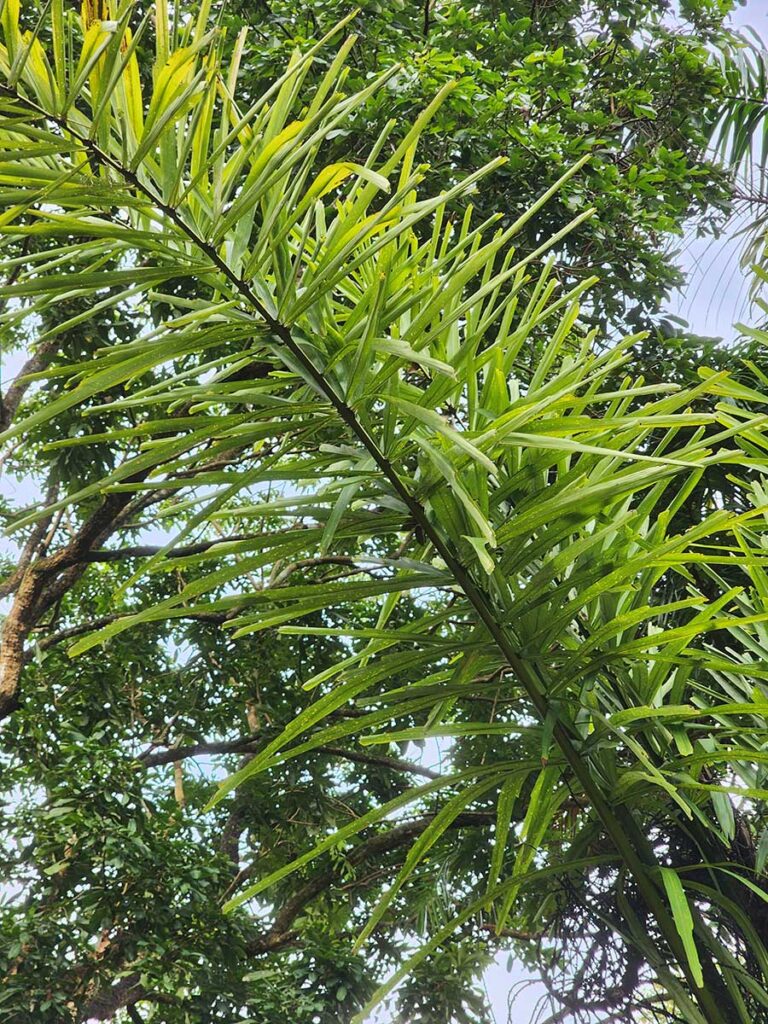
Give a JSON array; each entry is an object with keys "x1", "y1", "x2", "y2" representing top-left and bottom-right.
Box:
[
  {"x1": 478, "y1": 923, "x2": 547, "y2": 942},
  {"x1": 0, "y1": 478, "x2": 60, "y2": 599},
  {"x1": 245, "y1": 810, "x2": 494, "y2": 952},
  {"x1": 0, "y1": 337, "x2": 59, "y2": 429},
  {"x1": 269, "y1": 555, "x2": 381, "y2": 587},
  {"x1": 32, "y1": 609, "x2": 232, "y2": 653},
  {"x1": 138, "y1": 735, "x2": 439, "y2": 780},
  {"x1": 79, "y1": 533, "x2": 268, "y2": 563},
  {"x1": 317, "y1": 744, "x2": 440, "y2": 780}
]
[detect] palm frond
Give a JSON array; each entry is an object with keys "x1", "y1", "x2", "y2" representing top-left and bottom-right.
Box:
[{"x1": 1, "y1": 4, "x2": 768, "y2": 1021}]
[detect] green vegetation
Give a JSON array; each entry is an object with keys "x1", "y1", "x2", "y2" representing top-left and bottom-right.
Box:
[{"x1": 2, "y1": 2, "x2": 768, "y2": 1023}]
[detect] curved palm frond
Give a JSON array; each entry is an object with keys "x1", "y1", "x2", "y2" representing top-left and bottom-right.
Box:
[
  {"x1": 1, "y1": 3, "x2": 768, "y2": 1021},
  {"x1": 711, "y1": 29, "x2": 768, "y2": 299}
]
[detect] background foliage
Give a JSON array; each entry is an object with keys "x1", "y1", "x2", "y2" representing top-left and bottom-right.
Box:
[{"x1": 2, "y1": 2, "x2": 768, "y2": 1024}]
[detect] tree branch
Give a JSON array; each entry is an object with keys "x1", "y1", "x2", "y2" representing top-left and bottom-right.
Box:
[
  {"x1": 79, "y1": 533, "x2": 269, "y2": 563},
  {"x1": 138, "y1": 736, "x2": 440, "y2": 780},
  {"x1": 0, "y1": 338, "x2": 60, "y2": 429},
  {"x1": 316, "y1": 744, "x2": 440, "y2": 780},
  {"x1": 0, "y1": 478, "x2": 60, "y2": 600},
  {"x1": 246, "y1": 810, "x2": 494, "y2": 953},
  {"x1": 139, "y1": 736, "x2": 260, "y2": 767}
]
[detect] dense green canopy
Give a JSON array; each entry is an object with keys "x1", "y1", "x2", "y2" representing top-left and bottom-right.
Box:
[
  {"x1": 2, "y1": 3, "x2": 768, "y2": 1024},
  {"x1": 223, "y1": 0, "x2": 735, "y2": 335}
]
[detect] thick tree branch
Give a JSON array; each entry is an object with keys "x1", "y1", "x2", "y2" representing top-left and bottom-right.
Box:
[
  {"x1": 139, "y1": 736, "x2": 260, "y2": 767},
  {"x1": 0, "y1": 446, "x2": 265, "y2": 713},
  {"x1": 79, "y1": 974, "x2": 145, "y2": 1022},
  {"x1": 78, "y1": 975, "x2": 178, "y2": 1022},
  {"x1": 0, "y1": 475, "x2": 162, "y2": 716}
]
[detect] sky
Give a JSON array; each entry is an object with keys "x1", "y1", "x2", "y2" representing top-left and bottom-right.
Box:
[
  {"x1": 669, "y1": 0, "x2": 768, "y2": 339},
  {"x1": 4, "y1": 2, "x2": 768, "y2": 1022}
]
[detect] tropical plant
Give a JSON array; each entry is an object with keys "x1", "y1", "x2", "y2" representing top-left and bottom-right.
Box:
[
  {"x1": 706, "y1": 25, "x2": 768, "y2": 310},
  {"x1": 2, "y1": 3, "x2": 768, "y2": 1024},
  {"x1": 220, "y1": 0, "x2": 735, "y2": 336}
]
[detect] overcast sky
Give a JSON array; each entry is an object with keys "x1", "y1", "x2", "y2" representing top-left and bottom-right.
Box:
[{"x1": 670, "y1": 0, "x2": 768, "y2": 339}]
